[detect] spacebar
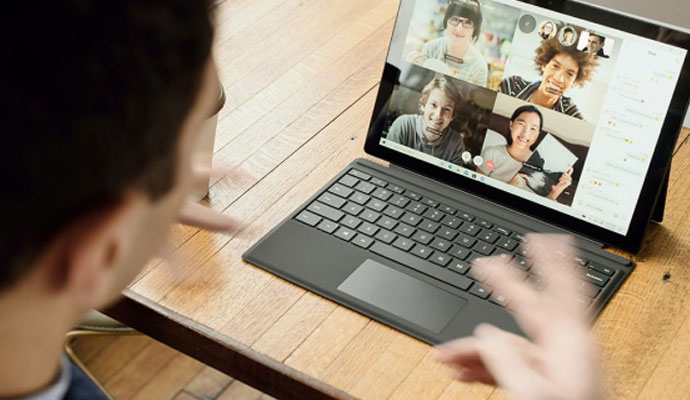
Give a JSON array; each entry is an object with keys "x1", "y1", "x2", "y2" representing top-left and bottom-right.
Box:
[{"x1": 370, "y1": 243, "x2": 473, "y2": 291}]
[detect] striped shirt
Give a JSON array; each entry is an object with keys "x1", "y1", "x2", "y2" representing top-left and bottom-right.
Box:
[{"x1": 499, "y1": 75, "x2": 583, "y2": 120}]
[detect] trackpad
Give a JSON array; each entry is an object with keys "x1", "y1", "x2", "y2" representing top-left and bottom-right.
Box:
[{"x1": 337, "y1": 259, "x2": 466, "y2": 333}]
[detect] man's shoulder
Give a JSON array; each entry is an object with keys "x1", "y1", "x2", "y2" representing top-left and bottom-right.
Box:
[{"x1": 499, "y1": 75, "x2": 529, "y2": 94}]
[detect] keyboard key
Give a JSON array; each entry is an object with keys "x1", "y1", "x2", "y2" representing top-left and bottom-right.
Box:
[
  {"x1": 454, "y1": 233, "x2": 477, "y2": 248},
  {"x1": 472, "y1": 242, "x2": 496, "y2": 256},
  {"x1": 376, "y1": 216, "x2": 398, "y2": 230},
  {"x1": 307, "y1": 202, "x2": 344, "y2": 222},
  {"x1": 348, "y1": 169, "x2": 370, "y2": 180},
  {"x1": 493, "y1": 250, "x2": 513, "y2": 262},
  {"x1": 418, "y1": 219, "x2": 440, "y2": 233},
  {"x1": 375, "y1": 229, "x2": 397, "y2": 244},
  {"x1": 393, "y1": 223, "x2": 415, "y2": 238},
  {"x1": 352, "y1": 235, "x2": 374, "y2": 249},
  {"x1": 437, "y1": 227, "x2": 457, "y2": 241},
  {"x1": 349, "y1": 192, "x2": 370, "y2": 205},
  {"x1": 338, "y1": 175, "x2": 359, "y2": 188},
  {"x1": 590, "y1": 263, "x2": 614, "y2": 276},
  {"x1": 295, "y1": 211, "x2": 321, "y2": 227},
  {"x1": 329, "y1": 183, "x2": 353, "y2": 198},
  {"x1": 405, "y1": 201, "x2": 427, "y2": 215},
  {"x1": 404, "y1": 191, "x2": 422, "y2": 201},
  {"x1": 316, "y1": 220, "x2": 339, "y2": 234},
  {"x1": 470, "y1": 284, "x2": 491, "y2": 299},
  {"x1": 342, "y1": 202, "x2": 363, "y2": 216},
  {"x1": 340, "y1": 216, "x2": 361, "y2": 230},
  {"x1": 422, "y1": 198, "x2": 439, "y2": 208},
  {"x1": 578, "y1": 280, "x2": 600, "y2": 298},
  {"x1": 365, "y1": 198, "x2": 387, "y2": 212},
  {"x1": 357, "y1": 222, "x2": 379, "y2": 237},
  {"x1": 372, "y1": 188, "x2": 393, "y2": 201},
  {"x1": 468, "y1": 266, "x2": 489, "y2": 282},
  {"x1": 441, "y1": 215, "x2": 462, "y2": 229},
  {"x1": 401, "y1": 212, "x2": 422, "y2": 226},
  {"x1": 448, "y1": 259, "x2": 470, "y2": 275},
  {"x1": 490, "y1": 293, "x2": 508, "y2": 307},
  {"x1": 430, "y1": 238, "x2": 452, "y2": 252},
  {"x1": 477, "y1": 219, "x2": 493, "y2": 229},
  {"x1": 423, "y1": 209, "x2": 444, "y2": 222},
  {"x1": 430, "y1": 252, "x2": 451, "y2": 267},
  {"x1": 369, "y1": 243, "x2": 472, "y2": 291},
  {"x1": 494, "y1": 226, "x2": 512, "y2": 236},
  {"x1": 359, "y1": 209, "x2": 380, "y2": 223},
  {"x1": 411, "y1": 244, "x2": 433, "y2": 259},
  {"x1": 393, "y1": 237, "x2": 415, "y2": 251},
  {"x1": 318, "y1": 193, "x2": 346, "y2": 209},
  {"x1": 448, "y1": 244, "x2": 471, "y2": 260},
  {"x1": 370, "y1": 177, "x2": 387, "y2": 187},
  {"x1": 390, "y1": 195, "x2": 410, "y2": 208},
  {"x1": 478, "y1": 229, "x2": 499, "y2": 244},
  {"x1": 514, "y1": 256, "x2": 531, "y2": 271},
  {"x1": 382, "y1": 205, "x2": 404, "y2": 219},
  {"x1": 458, "y1": 212, "x2": 475, "y2": 222},
  {"x1": 574, "y1": 256, "x2": 589, "y2": 267},
  {"x1": 334, "y1": 227, "x2": 356, "y2": 241},
  {"x1": 439, "y1": 204, "x2": 457, "y2": 215},
  {"x1": 459, "y1": 223, "x2": 481, "y2": 236},
  {"x1": 411, "y1": 230, "x2": 433, "y2": 245},
  {"x1": 511, "y1": 232, "x2": 526, "y2": 242},
  {"x1": 496, "y1": 236, "x2": 518, "y2": 252},
  {"x1": 584, "y1": 270, "x2": 609, "y2": 287},
  {"x1": 388, "y1": 184, "x2": 405, "y2": 194},
  {"x1": 355, "y1": 181, "x2": 376, "y2": 194}
]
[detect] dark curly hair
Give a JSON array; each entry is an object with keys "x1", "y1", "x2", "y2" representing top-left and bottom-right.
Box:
[{"x1": 534, "y1": 34, "x2": 599, "y2": 87}]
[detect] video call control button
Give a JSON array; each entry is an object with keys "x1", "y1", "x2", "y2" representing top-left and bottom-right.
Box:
[
  {"x1": 473, "y1": 156, "x2": 484, "y2": 167},
  {"x1": 461, "y1": 151, "x2": 472, "y2": 163},
  {"x1": 518, "y1": 14, "x2": 537, "y2": 34}
]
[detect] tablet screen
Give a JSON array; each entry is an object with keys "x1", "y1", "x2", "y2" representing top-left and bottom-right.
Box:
[{"x1": 371, "y1": 0, "x2": 688, "y2": 239}]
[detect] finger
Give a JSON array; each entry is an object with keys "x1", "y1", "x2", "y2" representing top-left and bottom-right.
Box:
[
  {"x1": 191, "y1": 164, "x2": 239, "y2": 185},
  {"x1": 473, "y1": 324, "x2": 556, "y2": 399},
  {"x1": 525, "y1": 234, "x2": 584, "y2": 317},
  {"x1": 177, "y1": 200, "x2": 237, "y2": 232},
  {"x1": 472, "y1": 257, "x2": 543, "y2": 336},
  {"x1": 566, "y1": 166, "x2": 574, "y2": 176},
  {"x1": 435, "y1": 337, "x2": 496, "y2": 385}
]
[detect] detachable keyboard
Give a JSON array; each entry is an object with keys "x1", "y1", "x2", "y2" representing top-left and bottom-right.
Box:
[{"x1": 294, "y1": 167, "x2": 617, "y2": 311}]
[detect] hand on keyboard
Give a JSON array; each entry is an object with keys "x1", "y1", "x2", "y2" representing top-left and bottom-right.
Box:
[{"x1": 434, "y1": 234, "x2": 604, "y2": 400}]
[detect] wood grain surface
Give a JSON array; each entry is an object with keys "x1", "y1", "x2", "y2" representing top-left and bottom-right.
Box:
[{"x1": 106, "y1": 0, "x2": 690, "y2": 398}]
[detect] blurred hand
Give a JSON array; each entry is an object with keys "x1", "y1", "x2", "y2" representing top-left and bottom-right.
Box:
[
  {"x1": 177, "y1": 165, "x2": 237, "y2": 232},
  {"x1": 435, "y1": 234, "x2": 603, "y2": 400}
]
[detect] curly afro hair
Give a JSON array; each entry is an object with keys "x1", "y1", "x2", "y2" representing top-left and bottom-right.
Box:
[{"x1": 534, "y1": 33, "x2": 599, "y2": 87}]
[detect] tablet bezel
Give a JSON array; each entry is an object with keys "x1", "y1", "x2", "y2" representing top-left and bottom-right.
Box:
[{"x1": 364, "y1": 0, "x2": 690, "y2": 254}]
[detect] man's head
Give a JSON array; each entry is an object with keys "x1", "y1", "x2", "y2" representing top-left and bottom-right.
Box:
[
  {"x1": 419, "y1": 78, "x2": 463, "y2": 142},
  {"x1": 507, "y1": 105, "x2": 543, "y2": 149},
  {"x1": 534, "y1": 37, "x2": 598, "y2": 98},
  {"x1": 443, "y1": 0, "x2": 483, "y2": 44},
  {"x1": 0, "y1": 0, "x2": 215, "y2": 310},
  {"x1": 587, "y1": 33, "x2": 606, "y2": 54}
]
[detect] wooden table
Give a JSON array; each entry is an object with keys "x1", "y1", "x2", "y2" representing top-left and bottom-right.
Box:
[{"x1": 107, "y1": 1, "x2": 690, "y2": 398}]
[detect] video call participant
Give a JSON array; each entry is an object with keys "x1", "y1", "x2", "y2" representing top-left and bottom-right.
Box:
[
  {"x1": 561, "y1": 27, "x2": 576, "y2": 46},
  {"x1": 387, "y1": 78, "x2": 467, "y2": 164},
  {"x1": 538, "y1": 21, "x2": 556, "y2": 40},
  {"x1": 478, "y1": 105, "x2": 572, "y2": 200},
  {"x1": 584, "y1": 33, "x2": 609, "y2": 58},
  {"x1": 499, "y1": 37, "x2": 598, "y2": 120},
  {"x1": 408, "y1": 0, "x2": 488, "y2": 87}
]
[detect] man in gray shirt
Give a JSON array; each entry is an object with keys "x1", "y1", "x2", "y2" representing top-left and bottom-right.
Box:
[{"x1": 387, "y1": 77, "x2": 467, "y2": 165}]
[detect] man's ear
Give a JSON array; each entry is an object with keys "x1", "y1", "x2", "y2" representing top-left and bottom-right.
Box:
[{"x1": 50, "y1": 194, "x2": 146, "y2": 309}]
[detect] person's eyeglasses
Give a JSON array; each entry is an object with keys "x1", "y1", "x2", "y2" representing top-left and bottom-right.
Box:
[{"x1": 448, "y1": 17, "x2": 474, "y2": 29}]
